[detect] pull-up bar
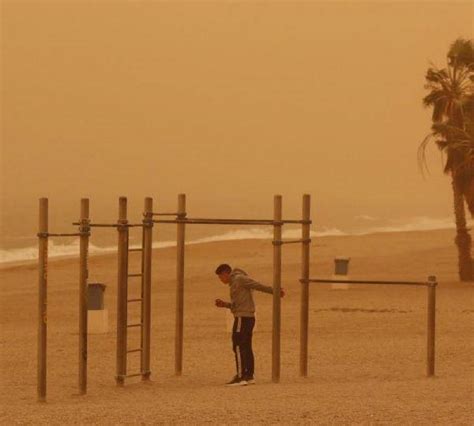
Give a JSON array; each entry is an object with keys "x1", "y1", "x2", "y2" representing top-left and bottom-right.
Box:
[
  {"x1": 299, "y1": 276, "x2": 437, "y2": 377},
  {"x1": 153, "y1": 218, "x2": 311, "y2": 226},
  {"x1": 302, "y1": 278, "x2": 430, "y2": 286}
]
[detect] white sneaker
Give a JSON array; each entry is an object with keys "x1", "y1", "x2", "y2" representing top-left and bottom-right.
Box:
[
  {"x1": 244, "y1": 376, "x2": 256, "y2": 385},
  {"x1": 225, "y1": 375, "x2": 248, "y2": 386}
]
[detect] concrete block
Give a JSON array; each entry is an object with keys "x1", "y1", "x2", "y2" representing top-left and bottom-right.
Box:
[{"x1": 88, "y1": 309, "x2": 109, "y2": 334}]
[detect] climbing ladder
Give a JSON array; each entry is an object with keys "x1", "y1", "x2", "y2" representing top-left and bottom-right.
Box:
[
  {"x1": 116, "y1": 197, "x2": 153, "y2": 385},
  {"x1": 124, "y1": 236, "x2": 144, "y2": 379}
]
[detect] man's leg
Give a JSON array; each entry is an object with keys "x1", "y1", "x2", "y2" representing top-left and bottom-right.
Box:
[
  {"x1": 231, "y1": 317, "x2": 241, "y2": 377},
  {"x1": 240, "y1": 317, "x2": 255, "y2": 380},
  {"x1": 247, "y1": 318, "x2": 255, "y2": 378},
  {"x1": 227, "y1": 317, "x2": 247, "y2": 385}
]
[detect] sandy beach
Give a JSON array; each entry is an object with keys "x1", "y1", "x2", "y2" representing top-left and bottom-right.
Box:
[{"x1": 0, "y1": 228, "x2": 473, "y2": 424}]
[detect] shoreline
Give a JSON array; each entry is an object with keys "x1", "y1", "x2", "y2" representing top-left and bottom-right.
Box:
[{"x1": 0, "y1": 227, "x2": 458, "y2": 275}]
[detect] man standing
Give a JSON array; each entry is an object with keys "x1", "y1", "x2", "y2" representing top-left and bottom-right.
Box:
[{"x1": 214, "y1": 264, "x2": 285, "y2": 386}]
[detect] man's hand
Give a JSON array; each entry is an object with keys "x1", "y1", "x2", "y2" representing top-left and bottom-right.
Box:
[{"x1": 215, "y1": 298, "x2": 229, "y2": 308}]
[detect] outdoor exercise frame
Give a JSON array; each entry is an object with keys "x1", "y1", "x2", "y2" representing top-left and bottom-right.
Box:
[
  {"x1": 298, "y1": 276, "x2": 438, "y2": 377},
  {"x1": 37, "y1": 194, "x2": 311, "y2": 401},
  {"x1": 37, "y1": 194, "x2": 437, "y2": 403}
]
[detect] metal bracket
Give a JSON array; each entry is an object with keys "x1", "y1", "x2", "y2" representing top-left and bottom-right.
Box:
[
  {"x1": 79, "y1": 219, "x2": 91, "y2": 236},
  {"x1": 142, "y1": 218, "x2": 154, "y2": 228},
  {"x1": 117, "y1": 220, "x2": 129, "y2": 231}
]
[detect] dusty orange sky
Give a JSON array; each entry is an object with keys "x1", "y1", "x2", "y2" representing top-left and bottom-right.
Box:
[{"x1": 1, "y1": 1, "x2": 473, "y2": 244}]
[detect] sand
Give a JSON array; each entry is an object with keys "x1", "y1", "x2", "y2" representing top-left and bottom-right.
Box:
[{"x1": 1, "y1": 229, "x2": 473, "y2": 424}]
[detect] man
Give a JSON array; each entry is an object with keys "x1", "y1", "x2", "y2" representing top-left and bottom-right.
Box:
[{"x1": 214, "y1": 263, "x2": 285, "y2": 386}]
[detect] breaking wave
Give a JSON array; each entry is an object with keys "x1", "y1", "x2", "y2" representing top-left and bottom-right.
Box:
[{"x1": 355, "y1": 216, "x2": 457, "y2": 235}]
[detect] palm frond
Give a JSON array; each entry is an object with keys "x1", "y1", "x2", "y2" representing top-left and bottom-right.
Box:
[
  {"x1": 448, "y1": 38, "x2": 474, "y2": 68},
  {"x1": 418, "y1": 134, "x2": 433, "y2": 177},
  {"x1": 425, "y1": 67, "x2": 449, "y2": 85},
  {"x1": 420, "y1": 38, "x2": 474, "y2": 190}
]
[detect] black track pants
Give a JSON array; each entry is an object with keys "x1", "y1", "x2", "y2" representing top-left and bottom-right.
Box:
[{"x1": 232, "y1": 316, "x2": 255, "y2": 378}]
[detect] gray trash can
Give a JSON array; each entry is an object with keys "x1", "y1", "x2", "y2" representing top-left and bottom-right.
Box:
[
  {"x1": 87, "y1": 283, "x2": 106, "y2": 310},
  {"x1": 334, "y1": 257, "x2": 350, "y2": 276}
]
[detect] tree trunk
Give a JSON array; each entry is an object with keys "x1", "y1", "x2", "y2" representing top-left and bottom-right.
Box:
[{"x1": 452, "y1": 176, "x2": 474, "y2": 281}]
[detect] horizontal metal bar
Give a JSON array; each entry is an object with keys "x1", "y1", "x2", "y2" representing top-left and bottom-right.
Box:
[
  {"x1": 273, "y1": 238, "x2": 311, "y2": 245},
  {"x1": 187, "y1": 219, "x2": 278, "y2": 225},
  {"x1": 127, "y1": 348, "x2": 143, "y2": 353},
  {"x1": 127, "y1": 298, "x2": 142, "y2": 303},
  {"x1": 38, "y1": 232, "x2": 83, "y2": 237},
  {"x1": 128, "y1": 248, "x2": 143, "y2": 252},
  {"x1": 189, "y1": 217, "x2": 278, "y2": 223},
  {"x1": 188, "y1": 218, "x2": 311, "y2": 225},
  {"x1": 302, "y1": 278, "x2": 429, "y2": 287},
  {"x1": 128, "y1": 273, "x2": 142, "y2": 278},
  {"x1": 153, "y1": 219, "x2": 279, "y2": 225},
  {"x1": 72, "y1": 222, "x2": 144, "y2": 228},
  {"x1": 151, "y1": 212, "x2": 179, "y2": 216},
  {"x1": 127, "y1": 323, "x2": 143, "y2": 328},
  {"x1": 72, "y1": 222, "x2": 117, "y2": 228},
  {"x1": 125, "y1": 373, "x2": 143, "y2": 378},
  {"x1": 153, "y1": 217, "x2": 311, "y2": 226},
  {"x1": 282, "y1": 220, "x2": 312, "y2": 225}
]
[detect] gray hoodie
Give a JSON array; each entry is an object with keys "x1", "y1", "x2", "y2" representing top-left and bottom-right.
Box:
[{"x1": 229, "y1": 268, "x2": 273, "y2": 317}]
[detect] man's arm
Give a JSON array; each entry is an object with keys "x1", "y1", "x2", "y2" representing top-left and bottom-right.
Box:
[
  {"x1": 238, "y1": 276, "x2": 286, "y2": 297},
  {"x1": 237, "y1": 276, "x2": 273, "y2": 294}
]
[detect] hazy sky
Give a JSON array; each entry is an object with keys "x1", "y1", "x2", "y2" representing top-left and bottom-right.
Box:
[{"x1": 1, "y1": 1, "x2": 473, "y2": 243}]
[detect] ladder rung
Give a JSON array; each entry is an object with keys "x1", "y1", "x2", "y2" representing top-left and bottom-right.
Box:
[
  {"x1": 127, "y1": 298, "x2": 143, "y2": 303},
  {"x1": 128, "y1": 273, "x2": 143, "y2": 277},
  {"x1": 125, "y1": 373, "x2": 143, "y2": 378},
  {"x1": 129, "y1": 248, "x2": 143, "y2": 252},
  {"x1": 127, "y1": 348, "x2": 143, "y2": 353},
  {"x1": 127, "y1": 323, "x2": 142, "y2": 328}
]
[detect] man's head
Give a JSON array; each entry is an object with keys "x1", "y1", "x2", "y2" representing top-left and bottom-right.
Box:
[{"x1": 215, "y1": 263, "x2": 232, "y2": 284}]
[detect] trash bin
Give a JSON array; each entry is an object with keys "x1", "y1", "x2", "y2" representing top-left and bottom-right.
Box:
[
  {"x1": 334, "y1": 257, "x2": 350, "y2": 276},
  {"x1": 88, "y1": 283, "x2": 108, "y2": 334},
  {"x1": 87, "y1": 283, "x2": 106, "y2": 310}
]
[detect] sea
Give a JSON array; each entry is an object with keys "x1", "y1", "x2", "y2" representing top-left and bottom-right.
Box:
[{"x1": 0, "y1": 214, "x2": 459, "y2": 265}]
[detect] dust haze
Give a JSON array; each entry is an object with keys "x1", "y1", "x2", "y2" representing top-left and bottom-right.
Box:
[{"x1": 1, "y1": 1, "x2": 472, "y2": 243}]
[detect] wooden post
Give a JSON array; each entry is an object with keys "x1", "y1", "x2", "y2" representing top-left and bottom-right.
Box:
[
  {"x1": 141, "y1": 197, "x2": 153, "y2": 380},
  {"x1": 300, "y1": 194, "x2": 311, "y2": 377},
  {"x1": 272, "y1": 195, "x2": 282, "y2": 383},
  {"x1": 37, "y1": 198, "x2": 48, "y2": 402},
  {"x1": 78, "y1": 198, "x2": 90, "y2": 394},
  {"x1": 427, "y1": 275, "x2": 437, "y2": 377},
  {"x1": 116, "y1": 197, "x2": 129, "y2": 385},
  {"x1": 175, "y1": 194, "x2": 186, "y2": 375}
]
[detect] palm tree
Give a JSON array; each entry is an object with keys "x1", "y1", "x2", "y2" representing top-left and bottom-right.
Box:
[{"x1": 420, "y1": 38, "x2": 474, "y2": 281}]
